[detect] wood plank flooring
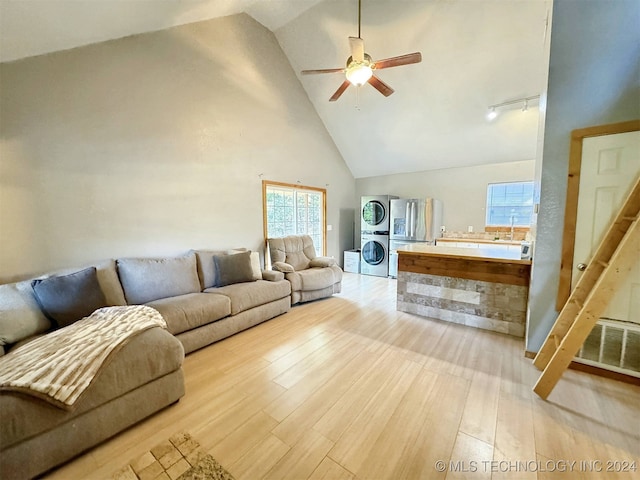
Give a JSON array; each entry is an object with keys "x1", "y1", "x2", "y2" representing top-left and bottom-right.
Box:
[{"x1": 46, "y1": 273, "x2": 640, "y2": 479}]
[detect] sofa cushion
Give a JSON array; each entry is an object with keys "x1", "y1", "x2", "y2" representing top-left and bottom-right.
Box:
[
  {"x1": 214, "y1": 251, "x2": 255, "y2": 287},
  {"x1": 146, "y1": 293, "x2": 231, "y2": 335},
  {"x1": 285, "y1": 272, "x2": 302, "y2": 293},
  {"x1": 272, "y1": 262, "x2": 294, "y2": 273},
  {"x1": 286, "y1": 251, "x2": 311, "y2": 271},
  {"x1": 117, "y1": 254, "x2": 200, "y2": 305},
  {"x1": 268, "y1": 236, "x2": 317, "y2": 271},
  {"x1": 295, "y1": 267, "x2": 338, "y2": 291},
  {"x1": 205, "y1": 279, "x2": 291, "y2": 315},
  {"x1": 193, "y1": 249, "x2": 226, "y2": 290},
  {"x1": 0, "y1": 281, "x2": 52, "y2": 348},
  {"x1": 309, "y1": 256, "x2": 337, "y2": 268},
  {"x1": 31, "y1": 267, "x2": 108, "y2": 328},
  {"x1": 262, "y1": 270, "x2": 285, "y2": 282}
]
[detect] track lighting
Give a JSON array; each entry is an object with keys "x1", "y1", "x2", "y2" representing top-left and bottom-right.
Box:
[{"x1": 486, "y1": 95, "x2": 539, "y2": 120}]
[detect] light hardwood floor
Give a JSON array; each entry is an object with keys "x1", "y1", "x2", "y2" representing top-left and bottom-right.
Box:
[{"x1": 47, "y1": 273, "x2": 639, "y2": 479}]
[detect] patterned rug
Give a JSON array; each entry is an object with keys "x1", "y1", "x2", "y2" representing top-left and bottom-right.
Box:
[{"x1": 112, "y1": 432, "x2": 235, "y2": 480}]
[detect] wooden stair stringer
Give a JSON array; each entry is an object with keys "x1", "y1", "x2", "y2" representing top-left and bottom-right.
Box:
[
  {"x1": 533, "y1": 214, "x2": 639, "y2": 399},
  {"x1": 533, "y1": 176, "x2": 640, "y2": 371}
]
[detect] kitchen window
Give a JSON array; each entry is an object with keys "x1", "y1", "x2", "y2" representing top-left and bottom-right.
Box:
[
  {"x1": 486, "y1": 181, "x2": 534, "y2": 227},
  {"x1": 262, "y1": 181, "x2": 326, "y2": 256}
]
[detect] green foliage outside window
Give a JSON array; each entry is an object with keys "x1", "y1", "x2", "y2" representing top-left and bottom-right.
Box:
[{"x1": 265, "y1": 185, "x2": 324, "y2": 256}]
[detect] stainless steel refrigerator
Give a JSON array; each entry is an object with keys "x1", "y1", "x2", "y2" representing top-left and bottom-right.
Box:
[{"x1": 388, "y1": 198, "x2": 443, "y2": 277}]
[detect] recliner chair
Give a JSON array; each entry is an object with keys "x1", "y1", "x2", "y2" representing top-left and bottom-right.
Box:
[{"x1": 268, "y1": 235, "x2": 342, "y2": 305}]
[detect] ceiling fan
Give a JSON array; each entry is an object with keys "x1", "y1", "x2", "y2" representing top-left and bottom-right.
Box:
[{"x1": 301, "y1": 0, "x2": 422, "y2": 102}]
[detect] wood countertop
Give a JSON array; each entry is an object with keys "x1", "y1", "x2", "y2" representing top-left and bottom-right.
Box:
[
  {"x1": 436, "y1": 237, "x2": 522, "y2": 246},
  {"x1": 397, "y1": 243, "x2": 532, "y2": 265}
]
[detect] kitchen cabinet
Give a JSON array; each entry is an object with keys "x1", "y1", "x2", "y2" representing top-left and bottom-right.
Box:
[{"x1": 396, "y1": 244, "x2": 532, "y2": 337}]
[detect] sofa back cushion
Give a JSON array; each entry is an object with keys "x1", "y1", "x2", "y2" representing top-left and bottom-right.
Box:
[
  {"x1": 31, "y1": 267, "x2": 108, "y2": 328},
  {"x1": 117, "y1": 254, "x2": 200, "y2": 304},
  {"x1": 268, "y1": 235, "x2": 317, "y2": 271},
  {"x1": 193, "y1": 249, "x2": 226, "y2": 290}
]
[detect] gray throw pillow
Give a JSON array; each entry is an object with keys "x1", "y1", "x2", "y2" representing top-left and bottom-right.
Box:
[
  {"x1": 214, "y1": 251, "x2": 256, "y2": 287},
  {"x1": 31, "y1": 267, "x2": 108, "y2": 328}
]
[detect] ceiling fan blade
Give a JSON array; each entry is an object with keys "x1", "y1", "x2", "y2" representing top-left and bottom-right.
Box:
[
  {"x1": 329, "y1": 80, "x2": 351, "y2": 102},
  {"x1": 349, "y1": 36, "x2": 365, "y2": 62},
  {"x1": 374, "y1": 52, "x2": 422, "y2": 70},
  {"x1": 301, "y1": 67, "x2": 345, "y2": 75},
  {"x1": 368, "y1": 75, "x2": 394, "y2": 97}
]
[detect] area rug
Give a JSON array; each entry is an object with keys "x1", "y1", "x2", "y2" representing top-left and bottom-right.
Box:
[{"x1": 112, "y1": 431, "x2": 235, "y2": 480}]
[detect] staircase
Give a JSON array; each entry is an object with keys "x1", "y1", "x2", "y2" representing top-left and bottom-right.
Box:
[{"x1": 533, "y1": 176, "x2": 640, "y2": 399}]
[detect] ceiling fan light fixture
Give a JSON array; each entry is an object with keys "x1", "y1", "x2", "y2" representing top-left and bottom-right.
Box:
[
  {"x1": 300, "y1": 0, "x2": 422, "y2": 101},
  {"x1": 487, "y1": 107, "x2": 498, "y2": 121},
  {"x1": 345, "y1": 62, "x2": 373, "y2": 86}
]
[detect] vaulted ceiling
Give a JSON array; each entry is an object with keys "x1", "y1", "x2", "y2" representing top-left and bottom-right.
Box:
[{"x1": 0, "y1": 0, "x2": 550, "y2": 179}]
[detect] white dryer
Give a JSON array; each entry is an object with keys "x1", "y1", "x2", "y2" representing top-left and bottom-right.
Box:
[
  {"x1": 361, "y1": 195, "x2": 397, "y2": 234},
  {"x1": 361, "y1": 234, "x2": 390, "y2": 277}
]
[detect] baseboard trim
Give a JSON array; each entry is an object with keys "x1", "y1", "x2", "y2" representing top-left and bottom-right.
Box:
[
  {"x1": 567, "y1": 361, "x2": 640, "y2": 386},
  {"x1": 524, "y1": 350, "x2": 640, "y2": 386}
]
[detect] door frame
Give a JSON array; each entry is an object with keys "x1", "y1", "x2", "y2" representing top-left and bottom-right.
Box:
[{"x1": 556, "y1": 119, "x2": 640, "y2": 311}]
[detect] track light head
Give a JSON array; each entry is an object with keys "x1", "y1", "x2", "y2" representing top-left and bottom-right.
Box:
[{"x1": 487, "y1": 95, "x2": 539, "y2": 120}]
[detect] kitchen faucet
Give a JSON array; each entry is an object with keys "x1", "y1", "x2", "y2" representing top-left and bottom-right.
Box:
[{"x1": 509, "y1": 211, "x2": 516, "y2": 241}]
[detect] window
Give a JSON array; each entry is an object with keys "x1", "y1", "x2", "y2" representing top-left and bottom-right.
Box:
[
  {"x1": 263, "y1": 181, "x2": 326, "y2": 256},
  {"x1": 486, "y1": 181, "x2": 534, "y2": 226}
]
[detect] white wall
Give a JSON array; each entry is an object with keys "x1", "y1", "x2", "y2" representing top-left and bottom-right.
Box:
[
  {"x1": 0, "y1": 14, "x2": 356, "y2": 283},
  {"x1": 355, "y1": 160, "x2": 535, "y2": 238},
  {"x1": 526, "y1": 0, "x2": 640, "y2": 352}
]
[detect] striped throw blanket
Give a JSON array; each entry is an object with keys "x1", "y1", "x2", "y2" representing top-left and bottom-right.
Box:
[{"x1": 0, "y1": 305, "x2": 166, "y2": 410}]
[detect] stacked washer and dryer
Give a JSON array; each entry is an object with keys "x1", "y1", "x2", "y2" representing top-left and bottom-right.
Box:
[
  {"x1": 360, "y1": 195, "x2": 398, "y2": 277},
  {"x1": 360, "y1": 195, "x2": 444, "y2": 277}
]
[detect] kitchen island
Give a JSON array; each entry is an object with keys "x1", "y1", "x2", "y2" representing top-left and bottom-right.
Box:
[{"x1": 396, "y1": 244, "x2": 532, "y2": 337}]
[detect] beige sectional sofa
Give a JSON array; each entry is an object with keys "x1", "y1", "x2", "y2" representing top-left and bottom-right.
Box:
[
  {"x1": 116, "y1": 250, "x2": 291, "y2": 354},
  {"x1": 0, "y1": 248, "x2": 291, "y2": 479}
]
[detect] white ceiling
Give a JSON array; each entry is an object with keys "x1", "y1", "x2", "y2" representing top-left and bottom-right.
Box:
[{"x1": 0, "y1": 0, "x2": 550, "y2": 179}]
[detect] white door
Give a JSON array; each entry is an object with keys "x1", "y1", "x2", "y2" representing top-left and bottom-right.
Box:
[{"x1": 573, "y1": 131, "x2": 640, "y2": 324}]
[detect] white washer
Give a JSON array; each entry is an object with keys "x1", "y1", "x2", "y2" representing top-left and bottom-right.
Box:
[
  {"x1": 361, "y1": 234, "x2": 390, "y2": 277},
  {"x1": 361, "y1": 195, "x2": 397, "y2": 234}
]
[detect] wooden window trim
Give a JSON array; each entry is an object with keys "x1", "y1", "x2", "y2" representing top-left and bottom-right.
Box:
[
  {"x1": 556, "y1": 119, "x2": 640, "y2": 311},
  {"x1": 262, "y1": 180, "x2": 327, "y2": 255}
]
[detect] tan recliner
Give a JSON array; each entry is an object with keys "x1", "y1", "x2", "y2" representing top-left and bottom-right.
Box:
[{"x1": 268, "y1": 235, "x2": 342, "y2": 305}]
